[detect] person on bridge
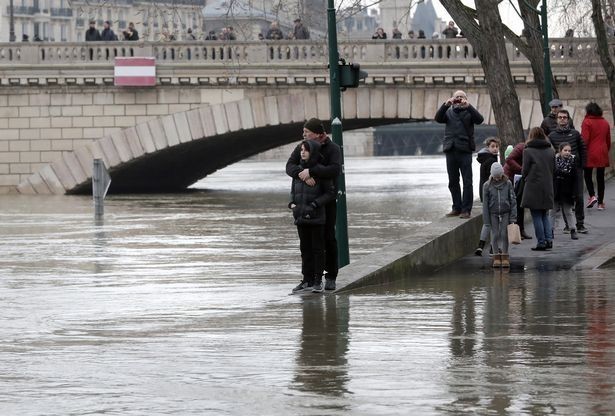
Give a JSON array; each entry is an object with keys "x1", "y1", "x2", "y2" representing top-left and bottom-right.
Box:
[
  {"x1": 101, "y1": 21, "x2": 118, "y2": 41},
  {"x1": 474, "y1": 137, "x2": 500, "y2": 256},
  {"x1": 581, "y1": 102, "x2": 611, "y2": 211},
  {"x1": 292, "y1": 18, "x2": 310, "y2": 40},
  {"x1": 266, "y1": 22, "x2": 284, "y2": 40},
  {"x1": 521, "y1": 127, "x2": 555, "y2": 251},
  {"x1": 286, "y1": 118, "x2": 341, "y2": 291},
  {"x1": 85, "y1": 20, "x2": 101, "y2": 41},
  {"x1": 289, "y1": 140, "x2": 337, "y2": 294},
  {"x1": 372, "y1": 28, "x2": 387, "y2": 39},
  {"x1": 435, "y1": 90, "x2": 485, "y2": 219},
  {"x1": 548, "y1": 109, "x2": 588, "y2": 234},
  {"x1": 540, "y1": 98, "x2": 574, "y2": 137},
  {"x1": 442, "y1": 21, "x2": 459, "y2": 38}
]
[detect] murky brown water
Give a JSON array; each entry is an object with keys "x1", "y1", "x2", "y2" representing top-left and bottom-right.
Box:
[{"x1": 1, "y1": 157, "x2": 614, "y2": 415}]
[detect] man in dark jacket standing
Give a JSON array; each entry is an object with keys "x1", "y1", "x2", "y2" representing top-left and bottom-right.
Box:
[
  {"x1": 293, "y1": 18, "x2": 310, "y2": 39},
  {"x1": 548, "y1": 109, "x2": 588, "y2": 233},
  {"x1": 435, "y1": 90, "x2": 484, "y2": 219},
  {"x1": 101, "y1": 21, "x2": 117, "y2": 41},
  {"x1": 541, "y1": 98, "x2": 574, "y2": 136},
  {"x1": 286, "y1": 118, "x2": 341, "y2": 291},
  {"x1": 85, "y1": 20, "x2": 101, "y2": 41}
]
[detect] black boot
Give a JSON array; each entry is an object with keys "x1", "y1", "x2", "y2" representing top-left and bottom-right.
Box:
[{"x1": 474, "y1": 240, "x2": 485, "y2": 256}]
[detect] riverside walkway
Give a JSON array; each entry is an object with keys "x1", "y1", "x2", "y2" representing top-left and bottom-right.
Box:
[{"x1": 335, "y1": 177, "x2": 615, "y2": 292}]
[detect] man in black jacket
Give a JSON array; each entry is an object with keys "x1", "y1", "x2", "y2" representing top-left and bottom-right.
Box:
[
  {"x1": 85, "y1": 20, "x2": 101, "y2": 41},
  {"x1": 286, "y1": 118, "x2": 341, "y2": 291},
  {"x1": 541, "y1": 98, "x2": 574, "y2": 136},
  {"x1": 435, "y1": 90, "x2": 484, "y2": 219},
  {"x1": 548, "y1": 109, "x2": 588, "y2": 233}
]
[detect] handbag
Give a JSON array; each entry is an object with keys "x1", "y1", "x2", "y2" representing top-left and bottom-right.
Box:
[{"x1": 508, "y1": 223, "x2": 521, "y2": 245}]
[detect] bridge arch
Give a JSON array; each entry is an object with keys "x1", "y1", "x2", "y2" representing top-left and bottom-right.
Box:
[{"x1": 16, "y1": 91, "x2": 582, "y2": 195}]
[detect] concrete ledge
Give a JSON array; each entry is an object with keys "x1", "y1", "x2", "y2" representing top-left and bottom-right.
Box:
[
  {"x1": 576, "y1": 241, "x2": 615, "y2": 270},
  {"x1": 335, "y1": 208, "x2": 483, "y2": 293}
]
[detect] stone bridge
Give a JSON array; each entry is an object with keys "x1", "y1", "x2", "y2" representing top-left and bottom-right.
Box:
[{"x1": 0, "y1": 38, "x2": 610, "y2": 194}]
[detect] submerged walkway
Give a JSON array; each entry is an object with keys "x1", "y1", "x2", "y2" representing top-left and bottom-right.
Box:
[{"x1": 335, "y1": 177, "x2": 615, "y2": 292}]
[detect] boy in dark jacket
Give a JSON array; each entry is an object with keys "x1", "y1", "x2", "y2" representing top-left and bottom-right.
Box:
[
  {"x1": 289, "y1": 140, "x2": 336, "y2": 294},
  {"x1": 474, "y1": 137, "x2": 500, "y2": 255}
]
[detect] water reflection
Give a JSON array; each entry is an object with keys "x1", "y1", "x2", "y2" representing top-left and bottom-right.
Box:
[{"x1": 293, "y1": 295, "x2": 350, "y2": 400}]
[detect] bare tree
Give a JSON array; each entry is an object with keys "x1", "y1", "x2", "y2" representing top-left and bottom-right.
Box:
[
  {"x1": 591, "y1": 0, "x2": 615, "y2": 115},
  {"x1": 440, "y1": 0, "x2": 525, "y2": 146}
]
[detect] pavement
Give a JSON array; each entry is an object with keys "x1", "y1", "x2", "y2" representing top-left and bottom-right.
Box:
[{"x1": 468, "y1": 176, "x2": 615, "y2": 272}]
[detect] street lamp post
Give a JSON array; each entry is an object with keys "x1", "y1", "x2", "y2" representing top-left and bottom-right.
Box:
[
  {"x1": 326, "y1": 0, "x2": 350, "y2": 268},
  {"x1": 9, "y1": 0, "x2": 16, "y2": 42},
  {"x1": 540, "y1": 0, "x2": 553, "y2": 116}
]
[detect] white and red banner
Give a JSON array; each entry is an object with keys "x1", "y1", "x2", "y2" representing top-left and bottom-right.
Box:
[{"x1": 114, "y1": 57, "x2": 156, "y2": 86}]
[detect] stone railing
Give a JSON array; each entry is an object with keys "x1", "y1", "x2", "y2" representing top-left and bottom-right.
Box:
[{"x1": 0, "y1": 38, "x2": 605, "y2": 66}]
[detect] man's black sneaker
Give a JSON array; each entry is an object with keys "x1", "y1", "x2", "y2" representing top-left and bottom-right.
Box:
[
  {"x1": 474, "y1": 246, "x2": 483, "y2": 256},
  {"x1": 292, "y1": 281, "x2": 313, "y2": 293},
  {"x1": 577, "y1": 225, "x2": 588, "y2": 234},
  {"x1": 563, "y1": 226, "x2": 570, "y2": 234},
  {"x1": 312, "y1": 282, "x2": 324, "y2": 293},
  {"x1": 546, "y1": 241, "x2": 553, "y2": 249},
  {"x1": 324, "y1": 278, "x2": 336, "y2": 291}
]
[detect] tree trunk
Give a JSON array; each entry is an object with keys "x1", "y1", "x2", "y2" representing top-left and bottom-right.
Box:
[
  {"x1": 591, "y1": 0, "x2": 615, "y2": 115},
  {"x1": 440, "y1": 0, "x2": 526, "y2": 146}
]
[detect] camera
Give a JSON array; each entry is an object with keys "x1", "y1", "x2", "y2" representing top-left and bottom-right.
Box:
[{"x1": 453, "y1": 98, "x2": 463, "y2": 104}]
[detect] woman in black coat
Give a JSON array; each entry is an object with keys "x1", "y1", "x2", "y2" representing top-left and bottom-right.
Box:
[{"x1": 521, "y1": 127, "x2": 555, "y2": 250}]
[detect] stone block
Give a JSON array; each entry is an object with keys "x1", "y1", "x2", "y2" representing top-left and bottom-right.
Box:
[
  {"x1": 50, "y1": 158, "x2": 78, "y2": 190},
  {"x1": 114, "y1": 116, "x2": 137, "y2": 127},
  {"x1": 303, "y1": 93, "x2": 318, "y2": 120},
  {"x1": 410, "y1": 89, "x2": 425, "y2": 119},
  {"x1": 114, "y1": 92, "x2": 136, "y2": 105},
  {"x1": 10, "y1": 141, "x2": 30, "y2": 151},
  {"x1": 93, "y1": 116, "x2": 115, "y2": 127},
  {"x1": 0, "y1": 107, "x2": 19, "y2": 117},
  {"x1": 62, "y1": 128, "x2": 84, "y2": 139},
  {"x1": 83, "y1": 128, "x2": 104, "y2": 139},
  {"x1": 289, "y1": 95, "x2": 305, "y2": 123},
  {"x1": 19, "y1": 107, "x2": 41, "y2": 118},
  {"x1": 186, "y1": 109, "x2": 205, "y2": 139},
  {"x1": 478, "y1": 94, "x2": 493, "y2": 125},
  {"x1": 0, "y1": 141, "x2": 7, "y2": 151},
  {"x1": 357, "y1": 89, "x2": 370, "y2": 119},
  {"x1": 9, "y1": 118, "x2": 29, "y2": 129},
  {"x1": 104, "y1": 106, "x2": 125, "y2": 116},
  {"x1": 125, "y1": 104, "x2": 147, "y2": 116},
  {"x1": 50, "y1": 93, "x2": 72, "y2": 106},
  {"x1": 264, "y1": 96, "x2": 280, "y2": 126},
  {"x1": 135, "y1": 123, "x2": 157, "y2": 153},
  {"x1": 124, "y1": 127, "x2": 145, "y2": 158},
  {"x1": 73, "y1": 145, "x2": 95, "y2": 177},
  {"x1": 201, "y1": 89, "x2": 222, "y2": 105},
  {"x1": 29, "y1": 93, "x2": 50, "y2": 107},
  {"x1": 20, "y1": 151, "x2": 40, "y2": 163},
  {"x1": 199, "y1": 106, "x2": 217, "y2": 137},
  {"x1": 63, "y1": 152, "x2": 88, "y2": 185},
  {"x1": 62, "y1": 106, "x2": 83, "y2": 117},
  {"x1": 158, "y1": 90, "x2": 180, "y2": 104},
  {"x1": 397, "y1": 89, "x2": 411, "y2": 119},
  {"x1": 49, "y1": 107, "x2": 62, "y2": 117},
  {"x1": 30, "y1": 140, "x2": 51, "y2": 151},
  {"x1": 28, "y1": 173, "x2": 52, "y2": 194},
  {"x1": 342, "y1": 89, "x2": 357, "y2": 119},
  {"x1": 0, "y1": 129, "x2": 19, "y2": 140},
  {"x1": 224, "y1": 102, "x2": 241, "y2": 132},
  {"x1": 17, "y1": 179, "x2": 36, "y2": 195},
  {"x1": 173, "y1": 112, "x2": 192, "y2": 143},
  {"x1": 83, "y1": 105, "x2": 104, "y2": 116},
  {"x1": 211, "y1": 104, "x2": 229, "y2": 135},
  {"x1": 161, "y1": 115, "x2": 180, "y2": 146},
  {"x1": 51, "y1": 117, "x2": 72, "y2": 128},
  {"x1": 384, "y1": 88, "x2": 400, "y2": 119},
  {"x1": 179, "y1": 89, "x2": 201, "y2": 104},
  {"x1": 72, "y1": 93, "x2": 93, "y2": 106},
  {"x1": 437, "y1": 90, "x2": 450, "y2": 107},
  {"x1": 110, "y1": 131, "x2": 134, "y2": 163},
  {"x1": 222, "y1": 89, "x2": 244, "y2": 102},
  {"x1": 30, "y1": 118, "x2": 51, "y2": 129},
  {"x1": 169, "y1": 104, "x2": 191, "y2": 114},
  {"x1": 46, "y1": 128, "x2": 63, "y2": 139},
  {"x1": 98, "y1": 136, "x2": 122, "y2": 167},
  {"x1": 370, "y1": 89, "x2": 385, "y2": 119},
  {"x1": 237, "y1": 99, "x2": 254, "y2": 130},
  {"x1": 39, "y1": 164, "x2": 66, "y2": 194},
  {"x1": 40, "y1": 151, "x2": 62, "y2": 162},
  {"x1": 424, "y1": 90, "x2": 439, "y2": 119},
  {"x1": 147, "y1": 104, "x2": 169, "y2": 116},
  {"x1": 73, "y1": 117, "x2": 94, "y2": 128},
  {"x1": 9, "y1": 94, "x2": 30, "y2": 106},
  {"x1": 93, "y1": 93, "x2": 115, "y2": 105},
  {"x1": 103, "y1": 128, "x2": 122, "y2": 136},
  {"x1": 0, "y1": 119, "x2": 7, "y2": 128},
  {"x1": 147, "y1": 118, "x2": 169, "y2": 150},
  {"x1": 135, "y1": 116, "x2": 155, "y2": 124},
  {"x1": 10, "y1": 163, "x2": 30, "y2": 174},
  {"x1": 0, "y1": 152, "x2": 18, "y2": 163},
  {"x1": 250, "y1": 97, "x2": 268, "y2": 127},
  {"x1": 136, "y1": 90, "x2": 158, "y2": 104},
  {"x1": 316, "y1": 90, "x2": 330, "y2": 121},
  {"x1": 88, "y1": 141, "x2": 109, "y2": 168},
  {"x1": 51, "y1": 140, "x2": 73, "y2": 151},
  {"x1": 276, "y1": 95, "x2": 292, "y2": 124},
  {"x1": 529, "y1": 100, "x2": 544, "y2": 128}
]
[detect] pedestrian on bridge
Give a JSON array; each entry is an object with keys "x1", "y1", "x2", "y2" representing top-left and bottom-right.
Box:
[
  {"x1": 85, "y1": 20, "x2": 101, "y2": 41},
  {"x1": 435, "y1": 90, "x2": 484, "y2": 219},
  {"x1": 581, "y1": 102, "x2": 611, "y2": 211},
  {"x1": 286, "y1": 118, "x2": 341, "y2": 291}
]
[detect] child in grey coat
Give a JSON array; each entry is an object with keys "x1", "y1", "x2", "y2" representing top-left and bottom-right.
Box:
[{"x1": 482, "y1": 163, "x2": 517, "y2": 267}]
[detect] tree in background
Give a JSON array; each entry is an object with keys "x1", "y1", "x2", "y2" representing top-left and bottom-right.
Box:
[{"x1": 591, "y1": 0, "x2": 615, "y2": 117}]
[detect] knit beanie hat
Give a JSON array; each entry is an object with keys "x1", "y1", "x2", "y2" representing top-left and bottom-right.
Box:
[
  {"x1": 303, "y1": 118, "x2": 325, "y2": 134},
  {"x1": 490, "y1": 162, "x2": 504, "y2": 178},
  {"x1": 504, "y1": 145, "x2": 513, "y2": 159}
]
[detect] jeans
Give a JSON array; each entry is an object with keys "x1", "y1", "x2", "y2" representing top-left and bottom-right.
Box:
[
  {"x1": 549, "y1": 202, "x2": 574, "y2": 231},
  {"x1": 530, "y1": 209, "x2": 553, "y2": 246},
  {"x1": 446, "y1": 150, "x2": 473, "y2": 213},
  {"x1": 490, "y1": 212, "x2": 510, "y2": 254}
]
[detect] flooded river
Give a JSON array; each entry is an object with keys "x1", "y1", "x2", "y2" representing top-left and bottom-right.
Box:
[{"x1": 1, "y1": 156, "x2": 614, "y2": 415}]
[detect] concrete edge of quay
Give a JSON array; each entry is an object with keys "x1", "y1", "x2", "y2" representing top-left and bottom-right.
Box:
[{"x1": 333, "y1": 203, "x2": 484, "y2": 293}]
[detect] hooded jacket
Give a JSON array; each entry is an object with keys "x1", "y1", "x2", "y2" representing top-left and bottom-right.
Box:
[
  {"x1": 503, "y1": 142, "x2": 525, "y2": 181},
  {"x1": 477, "y1": 147, "x2": 498, "y2": 201},
  {"x1": 482, "y1": 176, "x2": 517, "y2": 225},
  {"x1": 286, "y1": 137, "x2": 341, "y2": 193},
  {"x1": 434, "y1": 103, "x2": 484, "y2": 153},
  {"x1": 289, "y1": 140, "x2": 336, "y2": 225}
]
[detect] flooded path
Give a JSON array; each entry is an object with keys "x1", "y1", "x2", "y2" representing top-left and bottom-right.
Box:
[{"x1": 1, "y1": 156, "x2": 614, "y2": 415}]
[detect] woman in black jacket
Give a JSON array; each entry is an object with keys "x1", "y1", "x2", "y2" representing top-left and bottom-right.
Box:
[
  {"x1": 521, "y1": 127, "x2": 555, "y2": 251},
  {"x1": 289, "y1": 140, "x2": 336, "y2": 293}
]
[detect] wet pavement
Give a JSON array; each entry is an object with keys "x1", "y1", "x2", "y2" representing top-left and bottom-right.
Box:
[{"x1": 1, "y1": 157, "x2": 615, "y2": 415}]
